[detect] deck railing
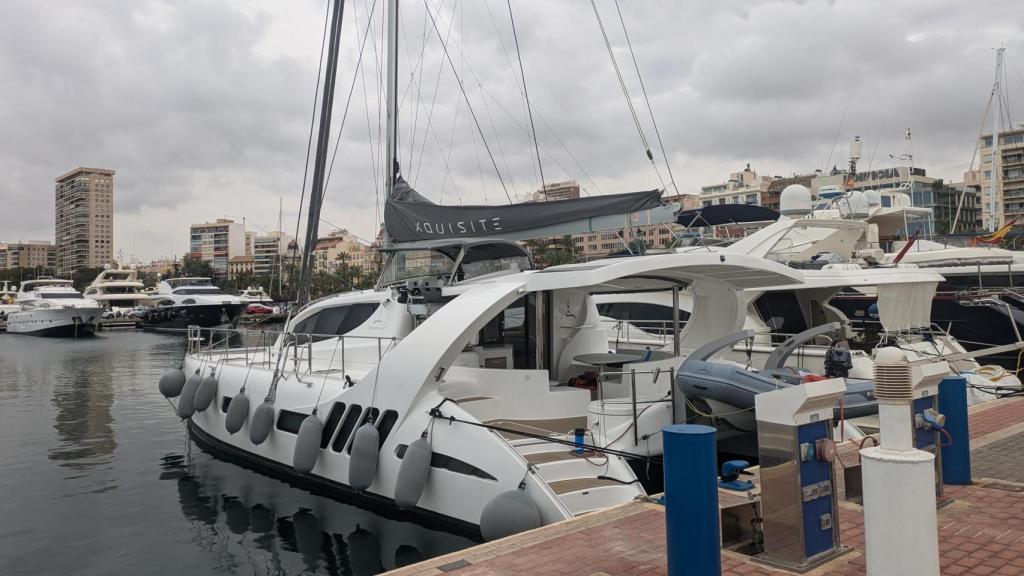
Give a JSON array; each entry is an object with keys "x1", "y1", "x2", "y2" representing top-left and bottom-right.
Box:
[{"x1": 186, "y1": 325, "x2": 401, "y2": 379}]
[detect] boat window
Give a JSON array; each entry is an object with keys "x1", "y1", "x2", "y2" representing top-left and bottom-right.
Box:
[
  {"x1": 395, "y1": 444, "x2": 497, "y2": 481},
  {"x1": 376, "y1": 410, "x2": 399, "y2": 447},
  {"x1": 378, "y1": 250, "x2": 455, "y2": 285},
  {"x1": 174, "y1": 287, "x2": 225, "y2": 295},
  {"x1": 460, "y1": 255, "x2": 532, "y2": 280},
  {"x1": 320, "y1": 402, "x2": 347, "y2": 449},
  {"x1": 220, "y1": 396, "x2": 232, "y2": 413},
  {"x1": 39, "y1": 293, "x2": 84, "y2": 299},
  {"x1": 347, "y1": 407, "x2": 381, "y2": 454},
  {"x1": 596, "y1": 302, "x2": 689, "y2": 335},
  {"x1": 293, "y1": 303, "x2": 380, "y2": 341},
  {"x1": 754, "y1": 291, "x2": 808, "y2": 342},
  {"x1": 331, "y1": 404, "x2": 363, "y2": 452},
  {"x1": 275, "y1": 409, "x2": 306, "y2": 434}
]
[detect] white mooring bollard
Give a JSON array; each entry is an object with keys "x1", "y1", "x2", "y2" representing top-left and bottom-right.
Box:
[{"x1": 861, "y1": 348, "x2": 940, "y2": 576}]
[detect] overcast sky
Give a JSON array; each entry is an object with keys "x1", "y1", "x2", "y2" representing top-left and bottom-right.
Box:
[{"x1": 1, "y1": 0, "x2": 1022, "y2": 261}]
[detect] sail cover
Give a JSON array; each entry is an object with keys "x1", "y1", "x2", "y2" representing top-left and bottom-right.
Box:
[{"x1": 385, "y1": 177, "x2": 670, "y2": 243}]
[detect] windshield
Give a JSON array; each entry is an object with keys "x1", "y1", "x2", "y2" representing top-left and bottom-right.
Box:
[
  {"x1": 461, "y1": 255, "x2": 531, "y2": 279},
  {"x1": 174, "y1": 287, "x2": 224, "y2": 295},
  {"x1": 378, "y1": 250, "x2": 455, "y2": 285},
  {"x1": 40, "y1": 293, "x2": 84, "y2": 299}
]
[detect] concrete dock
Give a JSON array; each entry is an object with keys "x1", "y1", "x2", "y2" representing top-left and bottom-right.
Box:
[{"x1": 386, "y1": 397, "x2": 1024, "y2": 576}]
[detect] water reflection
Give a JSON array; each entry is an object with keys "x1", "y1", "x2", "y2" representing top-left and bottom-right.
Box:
[
  {"x1": 49, "y1": 349, "x2": 117, "y2": 468},
  {"x1": 161, "y1": 452, "x2": 473, "y2": 575}
]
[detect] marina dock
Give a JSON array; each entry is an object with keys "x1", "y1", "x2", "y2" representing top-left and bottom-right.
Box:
[{"x1": 384, "y1": 397, "x2": 1024, "y2": 576}]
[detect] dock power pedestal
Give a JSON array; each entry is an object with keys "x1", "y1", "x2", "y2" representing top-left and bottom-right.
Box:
[
  {"x1": 754, "y1": 377, "x2": 848, "y2": 572},
  {"x1": 908, "y1": 360, "x2": 951, "y2": 496}
]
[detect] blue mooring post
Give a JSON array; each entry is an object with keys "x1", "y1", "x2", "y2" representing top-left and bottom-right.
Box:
[
  {"x1": 938, "y1": 376, "x2": 972, "y2": 485},
  {"x1": 663, "y1": 424, "x2": 720, "y2": 576}
]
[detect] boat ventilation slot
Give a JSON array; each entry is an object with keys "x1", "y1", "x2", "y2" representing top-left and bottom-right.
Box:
[
  {"x1": 347, "y1": 408, "x2": 381, "y2": 454},
  {"x1": 331, "y1": 404, "x2": 364, "y2": 452},
  {"x1": 220, "y1": 396, "x2": 232, "y2": 413},
  {"x1": 395, "y1": 444, "x2": 497, "y2": 481},
  {"x1": 376, "y1": 410, "x2": 399, "y2": 447},
  {"x1": 320, "y1": 402, "x2": 347, "y2": 449}
]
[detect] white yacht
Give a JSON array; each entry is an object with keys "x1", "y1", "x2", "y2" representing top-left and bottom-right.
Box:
[
  {"x1": 165, "y1": 245, "x2": 805, "y2": 538},
  {"x1": 6, "y1": 279, "x2": 103, "y2": 336},
  {"x1": 141, "y1": 277, "x2": 245, "y2": 331},
  {"x1": 0, "y1": 281, "x2": 19, "y2": 330},
  {"x1": 238, "y1": 286, "x2": 273, "y2": 304},
  {"x1": 83, "y1": 268, "x2": 154, "y2": 311}
]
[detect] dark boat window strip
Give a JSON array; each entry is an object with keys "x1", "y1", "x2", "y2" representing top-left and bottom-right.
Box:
[
  {"x1": 275, "y1": 409, "x2": 306, "y2": 434},
  {"x1": 221, "y1": 396, "x2": 232, "y2": 413},
  {"x1": 331, "y1": 404, "x2": 363, "y2": 453},
  {"x1": 320, "y1": 402, "x2": 346, "y2": 449},
  {"x1": 394, "y1": 444, "x2": 497, "y2": 481}
]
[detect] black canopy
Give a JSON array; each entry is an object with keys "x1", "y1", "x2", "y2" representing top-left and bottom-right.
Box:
[
  {"x1": 385, "y1": 177, "x2": 663, "y2": 243},
  {"x1": 676, "y1": 204, "x2": 780, "y2": 227}
]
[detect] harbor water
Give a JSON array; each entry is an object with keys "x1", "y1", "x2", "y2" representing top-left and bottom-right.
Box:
[{"x1": 0, "y1": 331, "x2": 474, "y2": 576}]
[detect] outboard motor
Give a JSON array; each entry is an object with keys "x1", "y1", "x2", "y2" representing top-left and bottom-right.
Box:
[{"x1": 824, "y1": 344, "x2": 853, "y2": 379}]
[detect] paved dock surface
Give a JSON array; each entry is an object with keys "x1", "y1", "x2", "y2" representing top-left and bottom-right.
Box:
[{"x1": 386, "y1": 397, "x2": 1024, "y2": 576}]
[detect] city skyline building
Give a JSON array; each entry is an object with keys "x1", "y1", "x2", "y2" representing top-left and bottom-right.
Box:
[{"x1": 54, "y1": 167, "x2": 114, "y2": 276}]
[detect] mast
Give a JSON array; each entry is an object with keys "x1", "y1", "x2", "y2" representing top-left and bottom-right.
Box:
[
  {"x1": 384, "y1": 0, "x2": 399, "y2": 210},
  {"x1": 989, "y1": 47, "x2": 1005, "y2": 233},
  {"x1": 296, "y1": 0, "x2": 347, "y2": 305}
]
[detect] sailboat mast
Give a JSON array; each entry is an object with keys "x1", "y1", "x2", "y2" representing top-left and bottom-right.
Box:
[
  {"x1": 296, "y1": 0, "x2": 347, "y2": 305},
  {"x1": 384, "y1": 0, "x2": 399, "y2": 201},
  {"x1": 989, "y1": 47, "x2": 1005, "y2": 233}
]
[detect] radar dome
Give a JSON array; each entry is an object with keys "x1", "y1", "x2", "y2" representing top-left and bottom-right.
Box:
[{"x1": 780, "y1": 184, "x2": 812, "y2": 216}]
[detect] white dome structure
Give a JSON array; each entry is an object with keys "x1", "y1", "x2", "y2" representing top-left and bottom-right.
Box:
[{"x1": 780, "y1": 184, "x2": 813, "y2": 216}]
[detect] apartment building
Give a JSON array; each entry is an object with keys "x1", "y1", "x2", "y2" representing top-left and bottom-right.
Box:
[
  {"x1": 253, "y1": 231, "x2": 294, "y2": 278},
  {"x1": 699, "y1": 165, "x2": 772, "y2": 207},
  {"x1": 312, "y1": 230, "x2": 380, "y2": 275},
  {"x1": 0, "y1": 241, "x2": 56, "y2": 270},
  {"x1": 54, "y1": 167, "x2": 114, "y2": 276},
  {"x1": 968, "y1": 125, "x2": 1024, "y2": 230},
  {"x1": 188, "y1": 219, "x2": 247, "y2": 277}
]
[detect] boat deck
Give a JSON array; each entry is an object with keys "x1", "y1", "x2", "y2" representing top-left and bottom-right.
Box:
[{"x1": 384, "y1": 396, "x2": 1024, "y2": 576}]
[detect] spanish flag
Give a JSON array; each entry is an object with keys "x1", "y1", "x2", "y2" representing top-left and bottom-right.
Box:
[{"x1": 971, "y1": 216, "x2": 1020, "y2": 246}]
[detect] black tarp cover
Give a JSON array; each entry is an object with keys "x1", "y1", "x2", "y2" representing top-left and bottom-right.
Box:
[
  {"x1": 676, "y1": 204, "x2": 780, "y2": 227},
  {"x1": 384, "y1": 177, "x2": 663, "y2": 243}
]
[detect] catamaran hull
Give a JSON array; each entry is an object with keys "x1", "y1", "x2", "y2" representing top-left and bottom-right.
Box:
[
  {"x1": 186, "y1": 421, "x2": 481, "y2": 538},
  {"x1": 5, "y1": 307, "x2": 100, "y2": 337},
  {"x1": 142, "y1": 303, "x2": 245, "y2": 331}
]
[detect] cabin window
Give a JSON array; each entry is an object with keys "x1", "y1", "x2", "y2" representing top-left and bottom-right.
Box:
[
  {"x1": 320, "y1": 402, "x2": 347, "y2": 449},
  {"x1": 597, "y1": 302, "x2": 689, "y2": 335},
  {"x1": 395, "y1": 444, "x2": 497, "y2": 481},
  {"x1": 220, "y1": 396, "x2": 232, "y2": 413},
  {"x1": 294, "y1": 303, "x2": 380, "y2": 341},
  {"x1": 275, "y1": 409, "x2": 306, "y2": 434},
  {"x1": 331, "y1": 404, "x2": 363, "y2": 452}
]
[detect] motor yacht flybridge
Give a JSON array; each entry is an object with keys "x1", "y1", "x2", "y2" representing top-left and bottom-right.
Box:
[
  {"x1": 164, "y1": 244, "x2": 804, "y2": 537},
  {"x1": 83, "y1": 267, "x2": 154, "y2": 311}
]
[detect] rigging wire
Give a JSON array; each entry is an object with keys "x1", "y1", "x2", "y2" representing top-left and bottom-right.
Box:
[
  {"x1": 411, "y1": 1, "x2": 459, "y2": 186},
  {"x1": 612, "y1": 0, "x2": 679, "y2": 195},
  {"x1": 289, "y1": 1, "x2": 333, "y2": 292},
  {"x1": 951, "y1": 75, "x2": 997, "y2": 233},
  {"x1": 356, "y1": 0, "x2": 382, "y2": 227},
  {"x1": 324, "y1": 0, "x2": 380, "y2": 195},
  {"x1": 866, "y1": 114, "x2": 887, "y2": 174},
  {"x1": 422, "y1": 0, "x2": 513, "y2": 203},
  {"x1": 589, "y1": 0, "x2": 667, "y2": 192},
  {"x1": 823, "y1": 104, "x2": 847, "y2": 174},
  {"x1": 506, "y1": 0, "x2": 546, "y2": 192}
]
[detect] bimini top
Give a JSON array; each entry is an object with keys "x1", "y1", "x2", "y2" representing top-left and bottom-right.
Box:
[{"x1": 676, "y1": 204, "x2": 781, "y2": 228}]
